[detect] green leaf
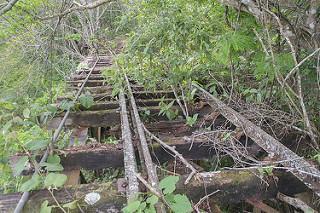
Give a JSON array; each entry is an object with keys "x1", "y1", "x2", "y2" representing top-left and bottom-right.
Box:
[
  {"x1": 40, "y1": 162, "x2": 64, "y2": 172},
  {"x1": 159, "y1": 175, "x2": 179, "y2": 195},
  {"x1": 13, "y1": 156, "x2": 29, "y2": 176},
  {"x1": 146, "y1": 195, "x2": 158, "y2": 205},
  {"x1": 222, "y1": 132, "x2": 231, "y2": 141},
  {"x1": 170, "y1": 194, "x2": 193, "y2": 213},
  {"x1": 20, "y1": 174, "x2": 41, "y2": 192},
  {"x1": 2, "y1": 121, "x2": 12, "y2": 135},
  {"x1": 44, "y1": 173, "x2": 67, "y2": 188},
  {"x1": 47, "y1": 155, "x2": 61, "y2": 164},
  {"x1": 62, "y1": 200, "x2": 78, "y2": 210},
  {"x1": 138, "y1": 201, "x2": 147, "y2": 211},
  {"x1": 25, "y1": 140, "x2": 49, "y2": 151},
  {"x1": 40, "y1": 200, "x2": 52, "y2": 213},
  {"x1": 46, "y1": 105, "x2": 57, "y2": 114},
  {"x1": 59, "y1": 100, "x2": 74, "y2": 110},
  {"x1": 186, "y1": 114, "x2": 198, "y2": 127},
  {"x1": 23, "y1": 108, "x2": 31, "y2": 119},
  {"x1": 79, "y1": 94, "x2": 94, "y2": 109},
  {"x1": 144, "y1": 206, "x2": 156, "y2": 213},
  {"x1": 122, "y1": 200, "x2": 141, "y2": 213}
]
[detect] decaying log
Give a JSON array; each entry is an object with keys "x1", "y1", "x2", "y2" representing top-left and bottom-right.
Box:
[
  {"x1": 193, "y1": 83, "x2": 320, "y2": 197},
  {"x1": 0, "y1": 169, "x2": 307, "y2": 212},
  {"x1": 119, "y1": 90, "x2": 139, "y2": 200}
]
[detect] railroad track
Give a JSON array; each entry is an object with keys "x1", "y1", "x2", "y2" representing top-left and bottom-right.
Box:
[{"x1": 1, "y1": 55, "x2": 319, "y2": 212}]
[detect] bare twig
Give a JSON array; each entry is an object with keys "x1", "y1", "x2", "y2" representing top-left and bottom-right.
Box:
[
  {"x1": 135, "y1": 173, "x2": 163, "y2": 198},
  {"x1": 264, "y1": 7, "x2": 318, "y2": 148},
  {"x1": 40, "y1": 0, "x2": 115, "y2": 20},
  {"x1": 283, "y1": 48, "x2": 320, "y2": 83},
  {"x1": 179, "y1": 84, "x2": 189, "y2": 117},
  {"x1": 171, "y1": 85, "x2": 187, "y2": 118},
  {"x1": 143, "y1": 127, "x2": 197, "y2": 184},
  {"x1": 194, "y1": 190, "x2": 220, "y2": 213},
  {"x1": 47, "y1": 189, "x2": 67, "y2": 213}
]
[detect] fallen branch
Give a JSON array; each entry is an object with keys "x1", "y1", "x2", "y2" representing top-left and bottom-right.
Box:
[
  {"x1": 0, "y1": 0, "x2": 19, "y2": 16},
  {"x1": 193, "y1": 83, "x2": 320, "y2": 197},
  {"x1": 143, "y1": 127, "x2": 197, "y2": 184},
  {"x1": 277, "y1": 192, "x2": 318, "y2": 213}
]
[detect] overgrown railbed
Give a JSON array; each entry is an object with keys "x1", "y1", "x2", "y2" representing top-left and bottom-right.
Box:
[{"x1": 0, "y1": 54, "x2": 318, "y2": 213}]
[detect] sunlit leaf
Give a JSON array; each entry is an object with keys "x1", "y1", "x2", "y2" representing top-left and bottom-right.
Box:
[
  {"x1": 44, "y1": 173, "x2": 67, "y2": 188},
  {"x1": 40, "y1": 200, "x2": 52, "y2": 213},
  {"x1": 20, "y1": 174, "x2": 41, "y2": 192},
  {"x1": 13, "y1": 156, "x2": 28, "y2": 176},
  {"x1": 159, "y1": 175, "x2": 179, "y2": 195}
]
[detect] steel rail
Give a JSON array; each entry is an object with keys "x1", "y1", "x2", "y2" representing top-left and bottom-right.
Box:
[{"x1": 14, "y1": 55, "x2": 100, "y2": 213}]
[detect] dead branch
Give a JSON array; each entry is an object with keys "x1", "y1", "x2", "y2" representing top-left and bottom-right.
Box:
[
  {"x1": 283, "y1": 48, "x2": 320, "y2": 83},
  {"x1": 0, "y1": 0, "x2": 19, "y2": 16},
  {"x1": 194, "y1": 190, "x2": 220, "y2": 213},
  {"x1": 277, "y1": 192, "x2": 318, "y2": 213},
  {"x1": 193, "y1": 83, "x2": 320, "y2": 197},
  {"x1": 40, "y1": 0, "x2": 115, "y2": 20}
]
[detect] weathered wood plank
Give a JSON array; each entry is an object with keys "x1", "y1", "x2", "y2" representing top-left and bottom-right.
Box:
[
  {"x1": 0, "y1": 169, "x2": 307, "y2": 212},
  {"x1": 13, "y1": 136, "x2": 211, "y2": 173},
  {"x1": 69, "y1": 74, "x2": 104, "y2": 81},
  {"x1": 66, "y1": 80, "x2": 107, "y2": 87},
  {"x1": 68, "y1": 85, "x2": 145, "y2": 93},
  {"x1": 47, "y1": 105, "x2": 186, "y2": 129},
  {"x1": 47, "y1": 109, "x2": 120, "y2": 129}
]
